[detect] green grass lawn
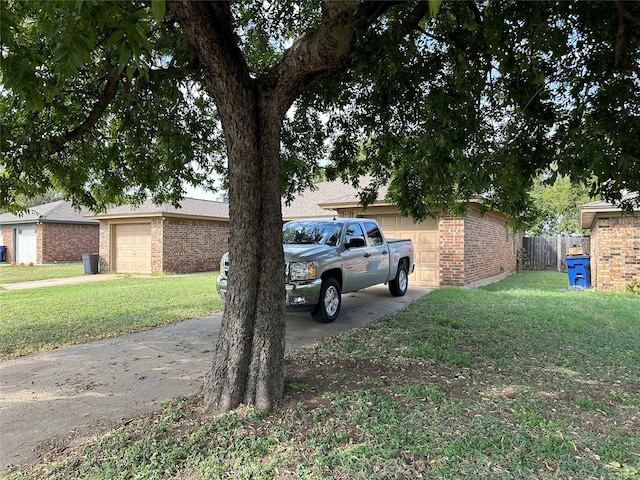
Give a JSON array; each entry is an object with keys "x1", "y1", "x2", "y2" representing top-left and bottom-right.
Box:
[
  {"x1": 3, "y1": 271, "x2": 640, "y2": 480},
  {"x1": 0, "y1": 273, "x2": 224, "y2": 359},
  {"x1": 0, "y1": 262, "x2": 85, "y2": 284}
]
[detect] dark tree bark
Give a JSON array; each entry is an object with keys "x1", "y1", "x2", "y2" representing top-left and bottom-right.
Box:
[{"x1": 169, "y1": 0, "x2": 362, "y2": 411}]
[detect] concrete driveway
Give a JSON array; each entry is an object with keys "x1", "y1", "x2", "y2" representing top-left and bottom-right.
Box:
[{"x1": 0, "y1": 284, "x2": 430, "y2": 471}]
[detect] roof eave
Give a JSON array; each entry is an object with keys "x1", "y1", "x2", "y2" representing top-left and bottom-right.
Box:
[
  {"x1": 580, "y1": 205, "x2": 639, "y2": 230},
  {"x1": 318, "y1": 200, "x2": 393, "y2": 210},
  {"x1": 90, "y1": 211, "x2": 229, "y2": 222},
  {"x1": 0, "y1": 219, "x2": 99, "y2": 226}
]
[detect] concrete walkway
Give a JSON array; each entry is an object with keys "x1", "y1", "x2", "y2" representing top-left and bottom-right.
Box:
[
  {"x1": 0, "y1": 281, "x2": 431, "y2": 471},
  {"x1": 1, "y1": 274, "x2": 123, "y2": 290}
]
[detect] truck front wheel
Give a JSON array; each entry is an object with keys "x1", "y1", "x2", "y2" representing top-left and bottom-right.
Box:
[
  {"x1": 312, "y1": 278, "x2": 341, "y2": 323},
  {"x1": 389, "y1": 262, "x2": 408, "y2": 297}
]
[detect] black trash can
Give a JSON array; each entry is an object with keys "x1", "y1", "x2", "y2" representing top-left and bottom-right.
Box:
[{"x1": 82, "y1": 253, "x2": 99, "y2": 275}]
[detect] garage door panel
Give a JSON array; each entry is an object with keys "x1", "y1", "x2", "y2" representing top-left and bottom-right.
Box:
[
  {"x1": 418, "y1": 269, "x2": 439, "y2": 284},
  {"x1": 16, "y1": 227, "x2": 37, "y2": 264},
  {"x1": 420, "y1": 251, "x2": 438, "y2": 263},
  {"x1": 114, "y1": 223, "x2": 151, "y2": 273},
  {"x1": 399, "y1": 216, "x2": 437, "y2": 228},
  {"x1": 368, "y1": 214, "x2": 439, "y2": 287},
  {"x1": 420, "y1": 232, "x2": 437, "y2": 245},
  {"x1": 379, "y1": 216, "x2": 398, "y2": 228}
]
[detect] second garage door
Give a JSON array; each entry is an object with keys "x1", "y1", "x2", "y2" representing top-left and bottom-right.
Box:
[
  {"x1": 370, "y1": 215, "x2": 439, "y2": 287},
  {"x1": 114, "y1": 223, "x2": 152, "y2": 273},
  {"x1": 16, "y1": 227, "x2": 37, "y2": 264}
]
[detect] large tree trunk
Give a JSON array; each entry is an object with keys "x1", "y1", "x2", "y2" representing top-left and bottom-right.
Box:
[
  {"x1": 169, "y1": 1, "x2": 289, "y2": 412},
  {"x1": 169, "y1": 0, "x2": 362, "y2": 412},
  {"x1": 205, "y1": 97, "x2": 287, "y2": 412}
]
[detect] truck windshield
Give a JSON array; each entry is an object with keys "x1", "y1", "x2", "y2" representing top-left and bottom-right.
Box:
[{"x1": 283, "y1": 222, "x2": 343, "y2": 246}]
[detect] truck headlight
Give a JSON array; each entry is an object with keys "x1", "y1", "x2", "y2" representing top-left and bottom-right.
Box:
[
  {"x1": 288, "y1": 262, "x2": 317, "y2": 281},
  {"x1": 220, "y1": 252, "x2": 229, "y2": 275}
]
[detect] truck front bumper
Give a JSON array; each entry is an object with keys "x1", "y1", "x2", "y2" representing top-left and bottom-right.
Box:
[
  {"x1": 285, "y1": 279, "x2": 322, "y2": 312},
  {"x1": 216, "y1": 275, "x2": 228, "y2": 301},
  {"x1": 216, "y1": 275, "x2": 322, "y2": 312}
]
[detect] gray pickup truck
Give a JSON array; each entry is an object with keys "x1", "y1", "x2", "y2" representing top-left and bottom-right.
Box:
[{"x1": 216, "y1": 217, "x2": 414, "y2": 323}]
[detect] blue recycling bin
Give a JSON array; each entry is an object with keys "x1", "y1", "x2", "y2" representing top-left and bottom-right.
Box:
[
  {"x1": 0, "y1": 245, "x2": 6, "y2": 262},
  {"x1": 566, "y1": 255, "x2": 591, "y2": 288}
]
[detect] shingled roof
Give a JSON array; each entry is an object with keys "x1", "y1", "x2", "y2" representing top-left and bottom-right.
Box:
[
  {"x1": 0, "y1": 200, "x2": 99, "y2": 225},
  {"x1": 92, "y1": 181, "x2": 383, "y2": 221},
  {"x1": 580, "y1": 191, "x2": 639, "y2": 229},
  {"x1": 282, "y1": 179, "x2": 388, "y2": 219},
  {"x1": 91, "y1": 197, "x2": 230, "y2": 221},
  {"x1": 96, "y1": 181, "x2": 380, "y2": 220},
  {"x1": 3, "y1": 180, "x2": 384, "y2": 226}
]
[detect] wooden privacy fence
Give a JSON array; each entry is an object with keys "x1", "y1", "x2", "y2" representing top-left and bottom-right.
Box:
[{"x1": 522, "y1": 237, "x2": 591, "y2": 272}]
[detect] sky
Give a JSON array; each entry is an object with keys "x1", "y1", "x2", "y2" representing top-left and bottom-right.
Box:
[{"x1": 184, "y1": 184, "x2": 221, "y2": 201}]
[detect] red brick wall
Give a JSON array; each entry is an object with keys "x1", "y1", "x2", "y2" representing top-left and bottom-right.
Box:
[
  {"x1": 439, "y1": 215, "x2": 466, "y2": 286},
  {"x1": 98, "y1": 221, "x2": 111, "y2": 272},
  {"x1": 463, "y1": 207, "x2": 520, "y2": 286},
  {"x1": 590, "y1": 214, "x2": 640, "y2": 292},
  {"x1": 36, "y1": 225, "x2": 43, "y2": 263},
  {"x1": 438, "y1": 207, "x2": 521, "y2": 287},
  {"x1": 98, "y1": 217, "x2": 229, "y2": 274},
  {"x1": 589, "y1": 221, "x2": 599, "y2": 288},
  {"x1": 1, "y1": 223, "x2": 98, "y2": 264},
  {"x1": 1, "y1": 226, "x2": 14, "y2": 262},
  {"x1": 151, "y1": 218, "x2": 164, "y2": 274},
  {"x1": 161, "y1": 217, "x2": 229, "y2": 273},
  {"x1": 40, "y1": 223, "x2": 99, "y2": 263}
]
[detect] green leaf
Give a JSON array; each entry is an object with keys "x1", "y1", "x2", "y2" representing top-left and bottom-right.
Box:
[
  {"x1": 151, "y1": 0, "x2": 166, "y2": 22},
  {"x1": 118, "y1": 50, "x2": 131, "y2": 72},
  {"x1": 0, "y1": 3, "x2": 17, "y2": 47},
  {"x1": 106, "y1": 30, "x2": 125, "y2": 48},
  {"x1": 428, "y1": 0, "x2": 443, "y2": 17}
]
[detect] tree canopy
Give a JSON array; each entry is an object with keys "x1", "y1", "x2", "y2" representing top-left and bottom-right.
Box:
[
  {"x1": 2, "y1": 1, "x2": 639, "y2": 219},
  {"x1": 527, "y1": 174, "x2": 595, "y2": 236},
  {"x1": 1, "y1": 0, "x2": 224, "y2": 212},
  {"x1": 2, "y1": 0, "x2": 639, "y2": 411}
]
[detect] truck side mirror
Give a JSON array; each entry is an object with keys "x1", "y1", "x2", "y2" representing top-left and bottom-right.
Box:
[{"x1": 346, "y1": 237, "x2": 366, "y2": 248}]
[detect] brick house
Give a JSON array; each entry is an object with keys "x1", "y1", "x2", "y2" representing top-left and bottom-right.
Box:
[
  {"x1": 312, "y1": 182, "x2": 522, "y2": 288},
  {"x1": 0, "y1": 201, "x2": 99, "y2": 265},
  {"x1": 90, "y1": 181, "x2": 521, "y2": 285},
  {"x1": 91, "y1": 198, "x2": 230, "y2": 274},
  {"x1": 580, "y1": 193, "x2": 640, "y2": 292}
]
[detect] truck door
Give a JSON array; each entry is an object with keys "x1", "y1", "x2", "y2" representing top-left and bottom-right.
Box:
[
  {"x1": 340, "y1": 222, "x2": 372, "y2": 292},
  {"x1": 362, "y1": 220, "x2": 391, "y2": 285}
]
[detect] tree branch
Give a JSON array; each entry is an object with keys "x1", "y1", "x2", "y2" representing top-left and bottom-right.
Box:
[
  {"x1": 415, "y1": 25, "x2": 448, "y2": 44},
  {"x1": 399, "y1": 1, "x2": 433, "y2": 34},
  {"x1": 148, "y1": 58, "x2": 201, "y2": 81},
  {"x1": 614, "y1": 0, "x2": 639, "y2": 77},
  {"x1": 49, "y1": 67, "x2": 122, "y2": 152},
  {"x1": 167, "y1": 1, "x2": 254, "y2": 120},
  {"x1": 263, "y1": 0, "x2": 361, "y2": 108},
  {"x1": 266, "y1": 0, "x2": 433, "y2": 112},
  {"x1": 620, "y1": 2, "x2": 640, "y2": 26},
  {"x1": 47, "y1": 56, "x2": 200, "y2": 154},
  {"x1": 465, "y1": 1, "x2": 484, "y2": 27},
  {"x1": 360, "y1": 1, "x2": 405, "y2": 20}
]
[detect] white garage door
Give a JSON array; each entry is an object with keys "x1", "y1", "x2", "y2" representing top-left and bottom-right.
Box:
[
  {"x1": 16, "y1": 227, "x2": 37, "y2": 264},
  {"x1": 371, "y1": 215, "x2": 439, "y2": 287},
  {"x1": 114, "y1": 223, "x2": 152, "y2": 273}
]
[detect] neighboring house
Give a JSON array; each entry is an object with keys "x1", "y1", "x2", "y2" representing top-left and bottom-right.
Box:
[
  {"x1": 285, "y1": 181, "x2": 522, "y2": 288},
  {"x1": 91, "y1": 198, "x2": 230, "y2": 274},
  {"x1": 89, "y1": 181, "x2": 521, "y2": 286},
  {"x1": 0, "y1": 200, "x2": 99, "y2": 264},
  {"x1": 580, "y1": 192, "x2": 640, "y2": 292}
]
